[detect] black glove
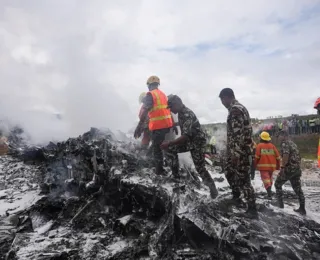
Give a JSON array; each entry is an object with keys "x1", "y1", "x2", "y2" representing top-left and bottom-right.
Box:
[
  {"x1": 250, "y1": 170, "x2": 255, "y2": 180},
  {"x1": 172, "y1": 126, "x2": 178, "y2": 135},
  {"x1": 134, "y1": 124, "x2": 143, "y2": 139}
]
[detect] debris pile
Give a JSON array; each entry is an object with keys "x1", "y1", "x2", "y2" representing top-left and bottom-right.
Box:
[{"x1": 1, "y1": 128, "x2": 320, "y2": 259}]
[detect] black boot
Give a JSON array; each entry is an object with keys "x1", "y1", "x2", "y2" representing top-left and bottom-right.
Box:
[
  {"x1": 207, "y1": 180, "x2": 218, "y2": 199},
  {"x1": 294, "y1": 204, "x2": 306, "y2": 215},
  {"x1": 171, "y1": 166, "x2": 180, "y2": 182},
  {"x1": 246, "y1": 203, "x2": 259, "y2": 219},
  {"x1": 267, "y1": 187, "x2": 272, "y2": 199},
  {"x1": 155, "y1": 165, "x2": 166, "y2": 176},
  {"x1": 272, "y1": 198, "x2": 284, "y2": 208},
  {"x1": 202, "y1": 178, "x2": 218, "y2": 199}
]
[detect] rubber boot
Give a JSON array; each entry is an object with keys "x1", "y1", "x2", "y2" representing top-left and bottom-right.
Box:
[
  {"x1": 171, "y1": 166, "x2": 180, "y2": 182},
  {"x1": 272, "y1": 198, "x2": 284, "y2": 208},
  {"x1": 294, "y1": 204, "x2": 306, "y2": 215},
  {"x1": 202, "y1": 177, "x2": 218, "y2": 199},
  {"x1": 267, "y1": 187, "x2": 272, "y2": 200},
  {"x1": 155, "y1": 164, "x2": 166, "y2": 176},
  {"x1": 207, "y1": 180, "x2": 218, "y2": 199},
  {"x1": 245, "y1": 203, "x2": 259, "y2": 219}
]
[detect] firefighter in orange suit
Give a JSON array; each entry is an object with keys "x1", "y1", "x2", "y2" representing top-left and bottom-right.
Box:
[
  {"x1": 255, "y1": 131, "x2": 281, "y2": 199},
  {"x1": 134, "y1": 76, "x2": 178, "y2": 175},
  {"x1": 314, "y1": 97, "x2": 320, "y2": 115}
]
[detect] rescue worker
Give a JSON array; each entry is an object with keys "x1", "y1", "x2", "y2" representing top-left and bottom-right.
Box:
[
  {"x1": 138, "y1": 92, "x2": 151, "y2": 150},
  {"x1": 274, "y1": 130, "x2": 306, "y2": 215},
  {"x1": 309, "y1": 118, "x2": 316, "y2": 134},
  {"x1": 250, "y1": 139, "x2": 257, "y2": 180},
  {"x1": 134, "y1": 76, "x2": 178, "y2": 175},
  {"x1": 314, "y1": 97, "x2": 320, "y2": 115},
  {"x1": 254, "y1": 131, "x2": 281, "y2": 199},
  {"x1": 0, "y1": 136, "x2": 8, "y2": 156},
  {"x1": 219, "y1": 88, "x2": 258, "y2": 217},
  {"x1": 209, "y1": 135, "x2": 217, "y2": 154},
  {"x1": 160, "y1": 95, "x2": 218, "y2": 199}
]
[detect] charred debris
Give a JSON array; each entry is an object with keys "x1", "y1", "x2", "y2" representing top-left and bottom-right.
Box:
[{"x1": 0, "y1": 127, "x2": 320, "y2": 260}]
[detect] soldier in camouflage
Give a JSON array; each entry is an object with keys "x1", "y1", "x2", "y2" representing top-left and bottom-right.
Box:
[
  {"x1": 274, "y1": 130, "x2": 306, "y2": 215},
  {"x1": 160, "y1": 95, "x2": 218, "y2": 199},
  {"x1": 219, "y1": 88, "x2": 258, "y2": 217}
]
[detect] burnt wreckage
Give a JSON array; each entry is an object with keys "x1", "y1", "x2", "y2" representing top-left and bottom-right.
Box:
[{"x1": 1, "y1": 128, "x2": 320, "y2": 260}]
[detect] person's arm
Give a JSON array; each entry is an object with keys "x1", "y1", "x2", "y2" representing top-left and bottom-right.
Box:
[
  {"x1": 169, "y1": 135, "x2": 188, "y2": 146},
  {"x1": 169, "y1": 115, "x2": 193, "y2": 146},
  {"x1": 280, "y1": 143, "x2": 290, "y2": 168},
  {"x1": 138, "y1": 93, "x2": 153, "y2": 124},
  {"x1": 274, "y1": 145, "x2": 281, "y2": 170},
  {"x1": 229, "y1": 107, "x2": 245, "y2": 158},
  {"x1": 134, "y1": 93, "x2": 153, "y2": 138},
  {"x1": 254, "y1": 144, "x2": 261, "y2": 168}
]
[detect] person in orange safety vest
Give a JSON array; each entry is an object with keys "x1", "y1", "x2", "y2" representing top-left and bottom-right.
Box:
[
  {"x1": 134, "y1": 76, "x2": 178, "y2": 175},
  {"x1": 255, "y1": 131, "x2": 281, "y2": 199}
]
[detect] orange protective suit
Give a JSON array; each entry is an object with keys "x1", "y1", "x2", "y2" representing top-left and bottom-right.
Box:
[
  {"x1": 255, "y1": 142, "x2": 281, "y2": 189},
  {"x1": 138, "y1": 105, "x2": 150, "y2": 146}
]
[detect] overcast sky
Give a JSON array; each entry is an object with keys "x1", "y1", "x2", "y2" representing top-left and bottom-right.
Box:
[{"x1": 0, "y1": 0, "x2": 319, "y2": 143}]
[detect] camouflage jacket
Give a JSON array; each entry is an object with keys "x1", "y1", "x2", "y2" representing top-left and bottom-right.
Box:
[
  {"x1": 280, "y1": 140, "x2": 301, "y2": 173},
  {"x1": 226, "y1": 100, "x2": 253, "y2": 158},
  {"x1": 178, "y1": 106, "x2": 206, "y2": 148}
]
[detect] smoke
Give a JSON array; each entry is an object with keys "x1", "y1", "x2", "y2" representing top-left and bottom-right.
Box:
[
  {"x1": 0, "y1": 1, "x2": 135, "y2": 145},
  {"x1": 205, "y1": 124, "x2": 227, "y2": 152}
]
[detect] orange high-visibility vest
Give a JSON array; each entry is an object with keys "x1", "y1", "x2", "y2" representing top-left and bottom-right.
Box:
[
  {"x1": 318, "y1": 138, "x2": 320, "y2": 168},
  {"x1": 148, "y1": 89, "x2": 173, "y2": 131},
  {"x1": 255, "y1": 142, "x2": 281, "y2": 171}
]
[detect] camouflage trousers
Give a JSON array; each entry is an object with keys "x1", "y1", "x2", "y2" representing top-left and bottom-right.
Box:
[
  {"x1": 150, "y1": 128, "x2": 170, "y2": 171},
  {"x1": 225, "y1": 155, "x2": 256, "y2": 205},
  {"x1": 274, "y1": 169, "x2": 305, "y2": 205},
  {"x1": 166, "y1": 142, "x2": 213, "y2": 183}
]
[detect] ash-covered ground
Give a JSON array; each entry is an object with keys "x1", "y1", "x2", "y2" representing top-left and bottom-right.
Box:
[{"x1": 1, "y1": 128, "x2": 320, "y2": 260}]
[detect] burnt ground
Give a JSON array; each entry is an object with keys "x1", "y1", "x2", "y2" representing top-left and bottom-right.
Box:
[{"x1": 0, "y1": 128, "x2": 320, "y2": 260}]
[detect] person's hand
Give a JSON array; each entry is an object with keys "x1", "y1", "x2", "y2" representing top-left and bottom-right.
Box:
[
  {"x1": 231, "y1": 155, "x2": 239, "y2": 165},
  {"x1": 279, "y1": 167, "x2": 284, "y2": 176},
  {"x1": 134, "y1": 126, "x2": 142, "y2": 139},
  {"x1": 172, "y1": 126, "x2": 178, "y2": 135},
  {"x1": 160, "y1": 141, "x2": 171, "y2": 150}
]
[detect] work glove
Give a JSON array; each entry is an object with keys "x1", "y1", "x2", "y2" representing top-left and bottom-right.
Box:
[
  {"x1": 250, "y1": 170, "x2": 255, "y2": 180},
  {"x1": 172, "y1": 125, "x2": 178, "y2": 135},
  {"x1": 279, "y1": 167, "x2": 285, "y2": 177},
  {"x1": 134, "y1": 124, "x2": 143, "y2": 139}
]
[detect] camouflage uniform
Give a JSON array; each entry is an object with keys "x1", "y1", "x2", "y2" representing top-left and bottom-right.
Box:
[
  {"x1": 166, "y1": 106, "x2": 217, "y2": 197},
  {"x1": 274, "y1": 140, "x2": 305, "y2": 206},
  {"x1": 225, "y1": 100, "x2": 256, "y2": 206}
]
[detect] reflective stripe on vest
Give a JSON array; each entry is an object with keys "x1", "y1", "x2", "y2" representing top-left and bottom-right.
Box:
[
  {"x1": 149, "y1": 91, "x2": 168, "y2": 112},
  {"x1": 149, "y1": 115, "x2": 172, "y2": 121},
  {"x1": 148, "y1": 89, "x2": 173, "y2": 131},
  {"x1": 257, "y1": 163, "x2": 276, "y2": 168},
  {"x1": 260, "y1": 149, "x2": 275, "y2": 155}
]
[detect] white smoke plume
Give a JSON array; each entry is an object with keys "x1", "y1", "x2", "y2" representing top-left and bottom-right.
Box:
[{"x1": 0, "y1": 1, "x2": 135, "y2": 145}]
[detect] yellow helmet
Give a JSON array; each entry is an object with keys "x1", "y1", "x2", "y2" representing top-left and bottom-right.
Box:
[
  {"x1": 146, "y1": 75, "x2": 160, "y2": 85},
  {"x1": 260, "y1": 131, "x2": 271, "y2": 141},
  {"x1": 139, "y1": 92, "x2": 146, "y2": 104}
]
